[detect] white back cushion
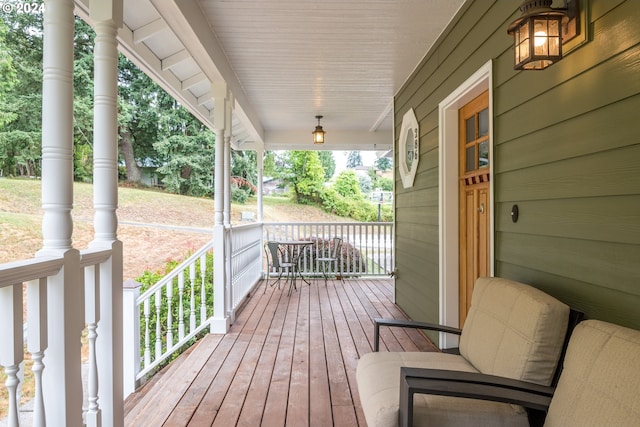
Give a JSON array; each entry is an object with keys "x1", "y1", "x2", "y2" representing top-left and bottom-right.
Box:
[
  {"x1": 460, "y1": 277, "x2": 569, "y2": 386},
  {"x1": 545, "y1": 320, "x2": 640, "y2": 426}
]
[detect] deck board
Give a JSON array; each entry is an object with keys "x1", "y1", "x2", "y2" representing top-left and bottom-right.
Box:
[{"x1": 124, "y1": 278, "x2": 438, "y2": 426}]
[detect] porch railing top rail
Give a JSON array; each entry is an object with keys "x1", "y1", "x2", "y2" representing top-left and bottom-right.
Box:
[
  {"x1": 0, "y1": 256, "x2": 64, "y2": 288},
  {"x1": 137, "y1": 239, "x2": 214, "y2": 304}
]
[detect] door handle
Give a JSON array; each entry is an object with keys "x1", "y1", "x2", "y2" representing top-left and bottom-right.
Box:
[{"x1": 478, "y1": 203, "x2": 485, "y2": 214}]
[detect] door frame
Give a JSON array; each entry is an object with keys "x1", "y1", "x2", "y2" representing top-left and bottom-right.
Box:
[{"x1": 438, "y1": 60, "x2": 494, "y2": 349}]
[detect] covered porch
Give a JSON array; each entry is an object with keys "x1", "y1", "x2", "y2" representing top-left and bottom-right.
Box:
[
  {"x1": 124, "y1": 278, "x2": 436, "y2": 426},
  {"x1": 2, "y1": 0, "x2": 638, "y2": 425}
]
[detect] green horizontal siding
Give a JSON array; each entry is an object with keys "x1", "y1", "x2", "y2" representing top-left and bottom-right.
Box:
[{"x1": 394, "y1": 0, "x2": 640, "y2": 329}]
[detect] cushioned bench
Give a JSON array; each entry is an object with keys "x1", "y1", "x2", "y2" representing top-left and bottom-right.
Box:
[
  {"x1": 397, "y1": 319, "x2": 640, "y2": 426},
  {"x1": 356, "y1": 277, "x2": 571, "y2": 427}
]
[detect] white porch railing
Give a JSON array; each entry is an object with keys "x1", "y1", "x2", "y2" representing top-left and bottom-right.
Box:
[
  {"x1": 226, "y1": 223, "x2": 263, "y2": 318},
  {"x1": 128, "y1": 241, "x2": 214, "y2": 385},
  {"x1": 264, "y1": 222, "x2": 394, "y2": 277},
  {"x1": 0, "y1": 246, "x2": 118, "y2": 427},
  {"x1": 0, "y1": 256, "x2": 63, "y2": 427}
]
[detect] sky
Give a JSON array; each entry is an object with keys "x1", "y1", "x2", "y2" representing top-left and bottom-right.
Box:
[{"x1": 332, "y1": 150, "x2": 378, "y2": 172}]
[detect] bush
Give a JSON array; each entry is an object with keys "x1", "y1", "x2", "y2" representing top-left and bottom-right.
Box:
[
  {"x1": 231, "y1": 185, "x2": 250, "y2": 204},
  {"x1": 319, "y1": 187, "x2": 392, "y2": 221},
  {"x1": 299, "y1": 236, "x2": 366, "y2": 275}
]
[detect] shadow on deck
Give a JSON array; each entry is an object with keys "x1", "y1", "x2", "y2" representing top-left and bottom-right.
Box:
[{"x1": 124, "y1": 277, "x2": 437, "y2": 426}]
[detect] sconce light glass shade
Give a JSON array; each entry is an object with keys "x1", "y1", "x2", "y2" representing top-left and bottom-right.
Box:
[
  {"x1": 507, "y1": 0, "x2": 579, "y2": 70},
  {"x1": 509, "y1": 14, "x2": 563, "y2": 70},
  {"x1": 313, "y1": 115, "x2": 325, "y2": 144}
]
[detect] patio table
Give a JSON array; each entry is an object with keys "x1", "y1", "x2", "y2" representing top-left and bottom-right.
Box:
[{"x1": 278, "y1": 240, "x2": 312, "y2": 294}]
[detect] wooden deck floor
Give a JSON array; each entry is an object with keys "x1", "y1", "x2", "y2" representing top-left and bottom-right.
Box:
[{"x1": 124, "y1": 278, "x2": 437, "y2": 426}]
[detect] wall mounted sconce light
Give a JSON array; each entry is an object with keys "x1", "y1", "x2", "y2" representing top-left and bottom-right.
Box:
[
  {"x1": 507, "y1": 0, "x2": 580, "y2": 70},
  {"x1": 312, "y1": 115, "x2": 325, "y2": 144}
]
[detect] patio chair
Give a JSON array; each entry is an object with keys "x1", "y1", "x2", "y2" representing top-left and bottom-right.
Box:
[
  {"x1": 356, "y1": 276, "x2": 574, "y2": 427},
  {"x1": 316, "y1": 236, "x2": 344, "y2": 286},
  {"x1": 263, "y1": 241, "x2": 295, "y2": 293},
  {"x1": 397, "y1": 319, "x2": 640, "y2": 427}
]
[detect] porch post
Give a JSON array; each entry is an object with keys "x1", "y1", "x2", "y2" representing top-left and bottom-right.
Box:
[
  {"x1": 39, "y1": 0, "x2": 83, "y2": 425},
  {"x1": 210, "y1": 83, "x2": 230, "y2": 333},
  {"x1": 90, "y1": 1, "x2": 124, "y2": 426},
  {"x1": 257, "y1": 147, "x2": 264, "y2": 222},
  {"x1": 223, "y1": 98, "x2": 232, "y2": 227}
]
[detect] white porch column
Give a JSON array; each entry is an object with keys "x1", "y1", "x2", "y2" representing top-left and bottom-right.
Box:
[
  {"x1": 223, "y1": 96, "x2": 232, "y2": 226},
  {"x1": 40, "y1": 0, "x2": 83, "y2": 425},
  {"x1": 257, "y1": 147, "x2": 264, "y2": 222},
  {"x1": 90, "y1": 1, "x2": 124, "y2": 426},
  {"x1": 223, "y1": 133, "x2": 231, "y2": 227},
  {"x1": 210, "y1": 83, "x2": 230, "y2": 333}
]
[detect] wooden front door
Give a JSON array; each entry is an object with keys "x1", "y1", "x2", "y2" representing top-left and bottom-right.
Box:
[{"x1": 459, "y1": 91, "x2": 490, "y2": 326}]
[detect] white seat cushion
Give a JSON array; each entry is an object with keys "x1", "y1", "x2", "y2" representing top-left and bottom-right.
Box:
[{"x1": 356, "y1": 351, "x2": 529, "y2": 427}]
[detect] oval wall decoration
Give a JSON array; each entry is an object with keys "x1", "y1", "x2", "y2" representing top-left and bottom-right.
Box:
[{"x1": 399, "y1": 108, "x2": 419, "y2": 188}]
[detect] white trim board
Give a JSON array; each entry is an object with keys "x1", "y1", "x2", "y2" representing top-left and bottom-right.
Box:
[{"x1": 437, "y1": 60, "x2": 494, "y2": 349}]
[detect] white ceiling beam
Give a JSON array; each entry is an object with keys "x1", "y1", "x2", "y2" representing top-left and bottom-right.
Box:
[
  {"x1": 161, "y1": 49, "x2": 190, "y2": 71},
  {"x1": 370, "y1": 99, "x2": 393, "y2": 132},
  {"x1": 151, "y1": 0, "x2": 264, "y2": 147},
  {"x1": 182, "y1": 72, "x2": 207, "y2": 91},
  {"x1": 197, "y1": 92, "x2": 212, "y2": 106},
  {"x1": 133, "y1": 18, "x2": 166, "y2": 44}
]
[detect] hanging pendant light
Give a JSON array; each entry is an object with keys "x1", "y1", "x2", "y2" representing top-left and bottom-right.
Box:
[{"x1": 312, "y1": 115, "x2": 325, "y2": 145}]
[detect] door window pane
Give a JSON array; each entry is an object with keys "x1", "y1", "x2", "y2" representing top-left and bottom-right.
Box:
[
  {"x1": 466, "y1": 116, "x2": 475, "y2": 143},
  {"x1": 466, "y1": 146, "x2": 475, "y2": 172},
  {"x1": 478, "y1": 140, "x2": 489, "y2": 168},
  {"x1": 478, "y1": 108, "x2": 488, "y2": 137}
]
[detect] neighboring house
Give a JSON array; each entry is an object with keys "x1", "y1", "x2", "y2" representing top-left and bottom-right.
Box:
[
  {"x1": 393, "y1": 0, "x2": 640, "y2": 334},
  {"x1": 139, "y1": 166, "x2": 161, "y2": 187},
  {"x1": 262, "y1": 176, "x2": 286, "y2": 195}
]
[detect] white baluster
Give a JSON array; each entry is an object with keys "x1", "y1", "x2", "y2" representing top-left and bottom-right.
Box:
[
  {"x1": 4, "y1": 364, "x2": 20, "y2": 426},
  {"x1": 84, "y1": 264, "x2": 101, "y2": 427},
  {"x1": 166, "y1": 283, "x2": 173, "y2": 349},
  {"x1": 0, "y1": 284, "x2": 23, "y2": 427},
  {"x1": 144, "y1": 299, "x2": 150, "y2": 367},
  {"x1": 31, "y1": 352, "x2": 45, "y2": 427},
  {"x1": 178, "y1": 273, "x2": 185, "y2": 340},
  {"x1": 189, "y1": 263, "x2": 196, "y2": 331},
  {"x1": 27, "y1": 278, "x2": 47, "y2": 427},
  {"x1": 86, "y1": 322, "x2": 100, "y2": 427},
  {"x1": 154, "y1": 290, "x2": 161, "y2": 360},
  {"x1": 200, "y1": 254, "x2": 207, "y2": 323}
]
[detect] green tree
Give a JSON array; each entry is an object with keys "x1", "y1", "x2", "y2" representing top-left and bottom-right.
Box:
[
  {"x1": 280, "y1": 151, "x2": 325, "y2": 204},
  {"x1": 154, "y1": 92, "x2": 215, "y2": 196},
  {"x1": 377, "y1": 176, "x2": 393, "y2": 191},
  {"x1": 0, "y1": 5, "x2": 43, "y2": 176},
  {"x1": 72, "y1": 19, "x2": 97, "y2": 182},
  {"x1": 358, "y1": 173, "x2": 372, "y2": 194},
  {"x1": 318, "y1": 150, "x2": 336, "y2": 180},
  {"x1": 346, "y1": 151, "x2": 362, "y2": 168},
  {"x1": 0, "y1": 20, "x2": 17, "y2": 129},
  {"x1": 231, "y1": 150, "x2": 257, "y2": 184},
  {"x1": 375, "y1": 156, "x2": 392, "y2": 171},
  {"x1": 263, "y1": 151, "x2": 276, "y2": 177},
  {"x1": 333, "y1": 170, "x2": 363, "y2": 200},
  {"x1": 117, "y1": 54, "x2": 166, "y2": 183},
  {"x1": 0, "y1": 8, "x2": 97, "y2": 180}
]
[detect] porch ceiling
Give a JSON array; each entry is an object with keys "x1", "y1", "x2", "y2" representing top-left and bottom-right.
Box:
[{"x1": 74, "y1": 0, "x2": 465, "y2": 153}]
